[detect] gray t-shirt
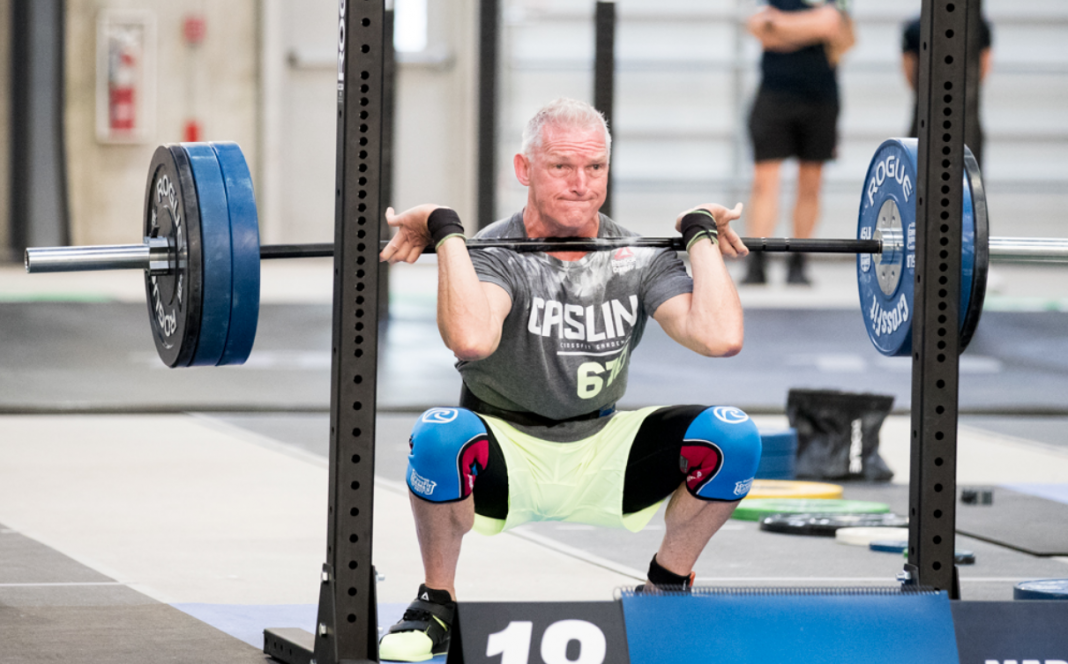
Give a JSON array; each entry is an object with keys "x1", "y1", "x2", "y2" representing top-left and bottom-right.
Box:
[{"x1": 457, "y1": 211, "x2": 693, "y2": 441}]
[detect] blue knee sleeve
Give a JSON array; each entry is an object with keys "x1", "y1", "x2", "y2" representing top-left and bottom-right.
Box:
[
  {"x1": 679, "y1": 406, "x2": 762, "y2": 501},
  {"x1": 407, "y1": 408, "x2": 490, "y2": 503}
]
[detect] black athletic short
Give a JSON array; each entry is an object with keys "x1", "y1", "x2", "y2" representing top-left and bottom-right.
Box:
[
  {"x1": 748, "y1": 87, "x2": 840, "y2": 163},
  {"x1": 471, "y1": 405, "x2": 706, "y2": 520}
]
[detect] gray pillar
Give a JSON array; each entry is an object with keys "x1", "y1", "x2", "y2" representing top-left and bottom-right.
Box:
[{"x1": 10, "y1": 0, "x2": 69, "y2": 252}]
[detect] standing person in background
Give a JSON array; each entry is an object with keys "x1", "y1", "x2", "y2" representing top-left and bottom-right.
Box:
[
  {"x1": 742, "y1": 0, "x2": 854, "y2": 286},
  {"x1": 901, "y1": 14, "x2": 992, "y2": 166}
]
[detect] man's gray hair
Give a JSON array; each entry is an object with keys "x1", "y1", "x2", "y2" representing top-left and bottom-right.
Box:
[{"x1": 520, "y1": 98, "x2": 612, "y2": 159}]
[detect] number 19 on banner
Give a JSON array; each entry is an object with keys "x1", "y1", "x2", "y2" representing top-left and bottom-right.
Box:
[
  {"x1": 451, "y1": 602, "x2": 630, "y2": 664},
  {"x1": 487, "y1": 620, "x2": 606, "y2": 664}
]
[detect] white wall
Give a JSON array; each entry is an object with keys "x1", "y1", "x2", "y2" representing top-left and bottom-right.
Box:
[
  {"x1": 391, "y1": 0, "x2": 479, "y2": 225},
  {"x1": 498, "y1": 0, "x2": 1068, "y2": 242},
  {"x1": 64, "y1": 0, "x2": 259, "y2": 246},
  {"x1": 257, "y1": 0, "x2": 479, "y2": 245},
  {"x1": 32, "y1": 0, "x2": 1068, "y2": 254}
]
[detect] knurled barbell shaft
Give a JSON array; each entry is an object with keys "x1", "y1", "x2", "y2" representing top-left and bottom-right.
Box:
[
  {"x1": 25, "y1": 237, "x2": 883, "y2": 273},
  {"x1": 23, "y1": 235, "x2": 1068, "y2": 274},
  {"x1": 262, "y1": 237, "x2": 884, "y2": 257}
]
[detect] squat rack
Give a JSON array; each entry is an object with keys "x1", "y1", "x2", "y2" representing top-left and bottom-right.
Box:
[{"x1": 264, "y1": 0, "x2": 974, "y2": 661}]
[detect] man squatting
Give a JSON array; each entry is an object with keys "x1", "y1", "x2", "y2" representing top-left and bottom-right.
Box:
[{"x1": 377, "y1": 98, "x2": 763, "y2": 662}]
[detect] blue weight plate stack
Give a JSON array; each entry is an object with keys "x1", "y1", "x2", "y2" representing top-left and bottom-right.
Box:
[
  {"x1": 856, "y1": 138, "x2": 980, "y2": 356},
  {"x1": 755, "y1": 428, "x2": 798, "y2": 480},
  {"x1": 1014, "y1": 579, "x2": 1068, "y2": 600},
  {"x1": 211, "y1": 142, "x2": 260, "y2": 366},
  {"x1": 183, "y1": 143, "x2": 234, "y2": 366}
]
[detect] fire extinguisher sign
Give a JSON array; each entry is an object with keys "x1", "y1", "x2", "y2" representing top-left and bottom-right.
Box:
[{"x1": 96, "y1": 10, "x2": 156, "y2": 143}]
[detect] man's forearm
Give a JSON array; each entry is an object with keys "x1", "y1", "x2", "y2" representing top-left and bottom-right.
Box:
[
  {"x1": 761, "y1": 5, "x2": 843, "y2": 49},
  {"x1": 672, "y1": 239, "x2": 744, "y2": 357},
  {"x1": 691, "y1": 240, "x2": 743, "y2": 342},
  {"x1": 436, "y1": 238, "x2": 502, "y2": 361}
]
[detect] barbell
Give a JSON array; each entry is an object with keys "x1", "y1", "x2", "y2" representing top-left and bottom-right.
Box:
[{"x1": 24, "y1": 139, "x2": 1068, "y2": 367}]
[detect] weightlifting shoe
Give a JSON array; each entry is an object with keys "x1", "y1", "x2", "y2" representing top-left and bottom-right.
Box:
[
  {"x1": 379, "y1": 584, "x2": 455, "y2": 662},
  {"x1": 740, "y1": 252, "x2": 766, "y2": 285},
  {"x1": 786, "y1": 253, "x2": 812, "y2": 285}
]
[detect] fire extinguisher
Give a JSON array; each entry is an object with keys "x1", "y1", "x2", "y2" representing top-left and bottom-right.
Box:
[{"x1": 108, "y1": 40, "x2": 138, "y2": 132}]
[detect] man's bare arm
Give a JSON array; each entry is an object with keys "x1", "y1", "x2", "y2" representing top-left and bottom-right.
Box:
[
  {"x1": 653, "y1": 204, "x2": 746, "y2": 358},
  {"x1": 750, "y1": 5, "x2": 845, "y2": 52},
  {"x1": 380, "y1": 205, "x2": 512, "y2": 361}
]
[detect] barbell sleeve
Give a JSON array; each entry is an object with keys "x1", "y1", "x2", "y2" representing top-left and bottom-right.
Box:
[
  {"x1": 988, "y1": 237, "x2": 1068, "y2": 263},
  {"x1": 24, "y1": 238, "x2": 172, "y2": 274}
]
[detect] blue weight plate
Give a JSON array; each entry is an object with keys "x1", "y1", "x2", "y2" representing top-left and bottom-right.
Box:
[
  {"x1": 756, "y1": 455, "x2": 796, "y2": 474},
  {"x1": 869, "y1": 541, "x2": 975, "y2": 565},
  {"x1": 857, "y1": 139, "x2": 918, "y2": 356},
  {"x1": 857, "y1": 138, "x2": 981, "y2": 357},
  {"x1": 869, "y1": 539, "x2": 908, "y2": 553},
  {"x1": 211, "y1": 142, "x2": 260, "y2": 366},
  {"x1": 960, "y1": 146, "x2": 989, "y2": 352},
  {"x1": 759, "y1": 429, "x2": 798, "y2": 456},
  {"x1": 1014, "y1": 579, "x2": 1068, "y2": 601},
  {"x1": 754, "y1": 471, "x2": 794, "y2": 481},
  {"x1": 182, "y1": 143, "x2": 233, "y2": 367}
]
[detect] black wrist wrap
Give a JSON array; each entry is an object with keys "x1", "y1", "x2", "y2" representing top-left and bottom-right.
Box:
[
  {"x1": 680, "y1": 210, "x2": 719, "y2": 250},
  {"x1": 427, "y1": 207, "x2": 465, "y2": 247}
]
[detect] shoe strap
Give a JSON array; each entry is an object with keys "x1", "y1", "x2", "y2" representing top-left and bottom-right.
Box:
[{"x1": 389, "y1": 598, "x2": 455, "y2": 635}]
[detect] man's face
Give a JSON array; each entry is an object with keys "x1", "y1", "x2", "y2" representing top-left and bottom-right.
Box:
[{"x1": 515, "y1": 123, "x2": 609, "y2": 234}]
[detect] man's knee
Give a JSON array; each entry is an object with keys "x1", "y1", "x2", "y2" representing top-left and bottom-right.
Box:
[
  {"x1": 796, "y1": 163, "x2": 825, "y2": 198},
  {"x1": 679, "y1": 406, "x2": 762, "y2": 501},
  {"x1": 407, "y1": 408, "x2": 490, "y2": 503}
]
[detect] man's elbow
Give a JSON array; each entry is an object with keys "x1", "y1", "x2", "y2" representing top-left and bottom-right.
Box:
[
  {"x1": 696, "y1": 332, "x2": 744, "y2": 358},
  {"x1": 446, "y1": 335, "x2": 498, "y2": 362}
]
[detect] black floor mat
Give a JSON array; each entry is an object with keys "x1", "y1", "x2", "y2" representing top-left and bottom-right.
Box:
[{"x1": 955, "y1": 488, "x2": 1068, "y2": 556}]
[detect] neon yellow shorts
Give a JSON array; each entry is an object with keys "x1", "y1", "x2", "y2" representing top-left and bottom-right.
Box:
[{"x1": 473, "y1": 407, "x2": 664, "y2": 536}]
